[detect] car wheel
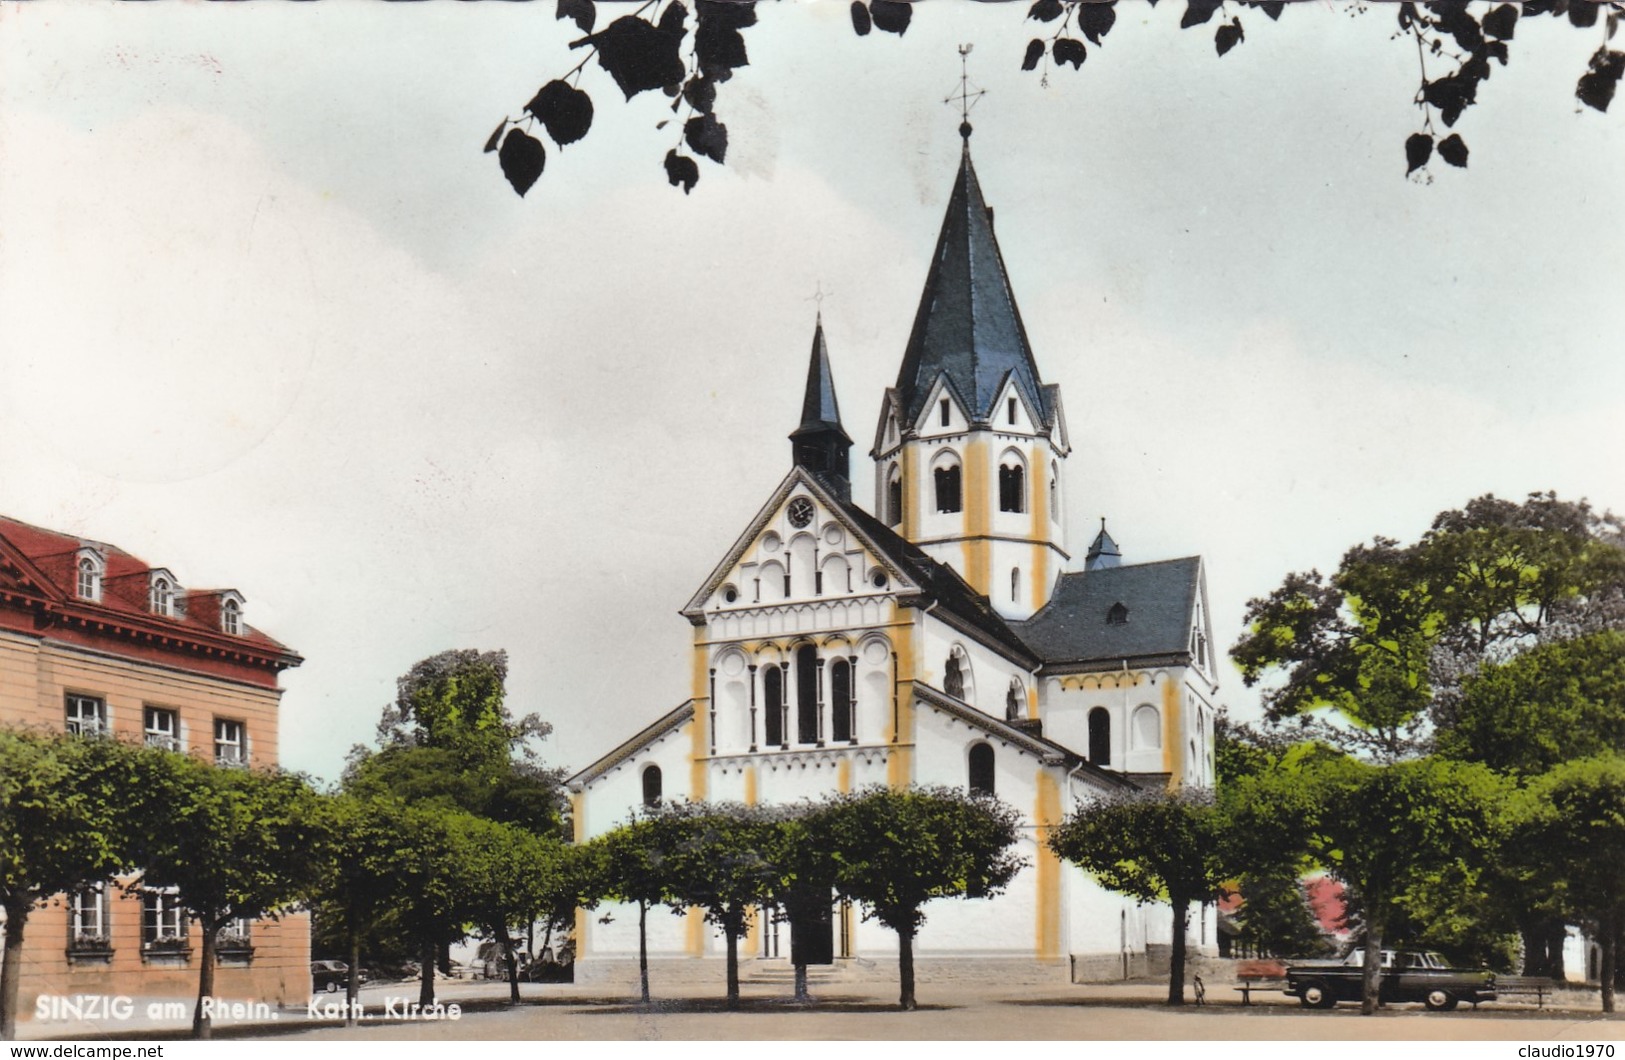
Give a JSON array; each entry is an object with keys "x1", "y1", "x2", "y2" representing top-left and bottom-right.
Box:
[
  {"x1": 1423, "y1": 988, "x2": 1453, "y2": 1011},
  {"x1": 1300, "y1": 983, "x2": 1334, "y2": 1009},
  {"x1": 325, "y1": 981, "x2": 339, "y2": 993}
]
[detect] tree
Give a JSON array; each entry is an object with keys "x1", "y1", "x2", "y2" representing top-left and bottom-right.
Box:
[
  {"x1": 648, "y1": 801, "x2": 786, "y2": 1009},
  {"x1": 1232, "y1": 492, "x2": 1625, "y2": 761},
  {"x1": 812, "y1": 786, "x2": 1023, "y2": 1011},
  {"x1": 128, "y1": 754, "x2": 326, "y2": 1040},
  {"x1": 1048, "y1": 788, "x2": 1232, "y2": 1005},
  {"x1": 488, "y1": 1, "x2": 1623, "y2": 197},
  {"x1": 587, "y1": 811, "x2": 689, "y2": 1003},
  {"x1": 0, "y1": 731, "x2": 133, "y2": 1041},
  {"x1": 459, "y1": 816, "x2": 567, "y2": 1004},
  {"x1": 1509, "y1": 754, "x2": 1625, "y2": 1012},
  {"x1": 1302, "y1": 756, "x2": 1506, "y2": 1016}
]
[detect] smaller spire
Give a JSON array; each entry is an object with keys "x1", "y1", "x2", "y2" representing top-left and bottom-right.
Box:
[
  {"x1": 1085, "y1": 518, "x2": 1122, "y2": 571},
  {"x1": 790, "y1": 317, "x2": 853, "y2": 499}
]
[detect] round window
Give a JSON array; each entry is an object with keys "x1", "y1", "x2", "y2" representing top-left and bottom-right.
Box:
[
  {"x1": 871, "y1": 570, "x2": 888, "y2": 589},
  {"x1": 722, "y1": 585, "x2": 738, "y2": 603}
]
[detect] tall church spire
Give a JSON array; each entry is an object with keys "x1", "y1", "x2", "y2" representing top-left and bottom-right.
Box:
[
  {"x1": 893, "y1": 141, "x2": 1048, "y2": 430},
  {"x1": 790, "y1": 315, "x2": 852, "y2": 499}
]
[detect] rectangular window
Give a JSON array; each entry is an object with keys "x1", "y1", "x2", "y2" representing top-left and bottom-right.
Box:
[
  {"x1": 1008, "y1": 397, "x2": 1017, "y2": 424},
  {"x1": 217, "y1": 916, "x2": 253, "y2": 956},
  {"x1": 65, "y1": 694, "x2": 106, "y2": 737},
  {"x1": 214, "y1": 718, "x2": 245, "y2": 766},
  {"x1": 70, "y1": 883, "x2": 110, "y2": 942},
  {"x1": 144, "y1": 706, "x2": 179, "y2": 751},
  {"x1": 939, "y1": 398, "x2": 950, "y2": 427},
  {"x1": 142, "y1": 889, "x2": 186, "y2": 946}
]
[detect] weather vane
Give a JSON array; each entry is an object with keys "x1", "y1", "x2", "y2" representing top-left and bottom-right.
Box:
[
  {"x1": 807, "y1": 280, "x2": 832, "y2": 320},
  {"x1": 944, "y1": 43, "x2": 985, "y2": 139}
]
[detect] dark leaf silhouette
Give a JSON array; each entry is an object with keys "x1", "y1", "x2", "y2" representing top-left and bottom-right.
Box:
[
  {"x1": 1437, "y1": 133, "x2": 1469, "y2": 167},
  {"x1": 1078, "y1": 2, "x2": 1117, "y2": 44},
  {"x1": 1215, "y1": 20, "x2": 1243, "y2": 56},
  {"x1": 1482, "y1": 39, "x2": 1510, "y2": 66},
  {"x1": 526, "y1": 80, "x2": 594, "y2": 147},
  {"x1": 483, "y1": 120, "x2": 505, "y2": 154},
  {"x1": 1482, "y1": 4, "x2": 1518, "y2": 40},
  {"x1": 1397, "y1": 2, "x2": 1417, "y2": 31},
  {"x1": 684, "y1": 76, "x2": 717, "y2": 115},
  {"x1": 1577, "y1": 48, "x2": 1625, "y2": 112},
  {"x1": 696, "y1": 0, "x2": 756, "y2": 82},
  {"x1": 1405, "y1": 132, "x2": 1434, "y2": 174},
  {"x1": 556, "y1": 0, "x2": 595, "y2": 35},
  {"x1": 1570, "y1": 1, "x2": 1599, "y2": 29},
  {"x1": 1053, "y1": 37, "x2": 1087, "y2": 69},
  {"x1": 684, "y1": 113, "x2": 728, "y2": 164},
  {"x1": 577, "y1": 15, "x2": 687, "y2": 101},
  {"x1": 1432, "y1": 3, "x2": 1483, "y2": 53},
  {"x1": 499, "y1": 129, "x2": 546, "y2": 197},
  {"x1": 1029, "y1": 0, "x2": 1064, "y2": 23},
  {"x1": 665, "y1": 149, "x2": 699, "y2": 194},
  {"x1": 870, "y1": 0, "x2": 911, "y2": 36},
  {"x1": 658, "y1": 1, "x2": 688, "y2": 38},
  {"x1": 850, "y1": 0, "x2": 871, "y2": 36},
  {"x1": 1181, "y1": 0, "x2": 1221, "y2": 29},
  {"x1": 1256, "y1": 1, "x2": 1284, "y2": 20},
  {"x1": 1422, "y1": 73, "x2": 1474, "y2": 126},
  {"x1": 1022, "y1": 38, "x2": 1046, "y2": 71}
]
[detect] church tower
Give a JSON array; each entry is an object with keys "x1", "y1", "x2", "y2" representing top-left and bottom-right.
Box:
[
  {"x1": 870, "y1": 133, "x2": 1070, "y2": 621},
  {"x1": 790, "y1": 316, "x2": 852, "y2": 501}
]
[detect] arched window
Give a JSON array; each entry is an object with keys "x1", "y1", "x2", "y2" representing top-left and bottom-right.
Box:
[
  {"x1": 933, "y1": 460, "x2": 962, "y2": 514},
  {"x1": 77, "y1": 556, "x2": 102, "y2": 601},
  {"x1": 764, "y1": 665, "x2": 784, "y2": 747},
  {"x1": 796, "y1": 643, "x2": 819, "y2": 745},
  {"x1": 886, "y1": 465, "x2": 903, "y2": 527},
  {"x1": 642, "y1": 764, "x2": 662, "y2": 807},
  {"x1": 968, "y1": 743, "x2": 995, "y2": 795},
  {"x1": 944, "y1": 653, "x2": 965, "y2": 699},
  {"x1": 831, "y1": 658, "x2": 853, "y2": 743},
  {"x1": 1132, "y1": 704, "x2": 1161, "y2": 749},
  {"x1": 221, "y1": 599, "x2": 241, "y2": 635},
  {"x1": 998, "y1": 457, "x2": 1026, "y2": 513},
  {"x1": 1088, "y1": 707, "x2": 1111, "y2": 765},
  {"x1": 150, "y1": 577, "x2": 173, "y2": 617}
]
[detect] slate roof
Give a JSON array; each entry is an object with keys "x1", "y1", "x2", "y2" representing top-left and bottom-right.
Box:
[
  {"x1": 1012, "y1": 557, "x2": 1201, "y2": 667},
  {"x1": 894, "y1": 144, "x2": 1050, "y2": 429},
  {"x1": 789, "y1": 318, "x2": 849, "y2": 444}
]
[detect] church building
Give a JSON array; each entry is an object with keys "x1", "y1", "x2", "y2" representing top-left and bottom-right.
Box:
[{"x1": 568, "y1": 132, "x2": 1220, "y2": 983}]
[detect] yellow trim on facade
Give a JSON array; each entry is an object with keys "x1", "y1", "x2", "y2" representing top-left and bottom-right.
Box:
[
  {"x1": 1034, "y1": 770, "x2": 1063, "y2": 960},
  {"x1": 886, "y1": 610, "x2": 916, "y2": 789},
  {"x1": 837, "y1": 756, "x2": 851, "y2": 793},
  {"x1": 746, "y1": 906, "x2": 761, "y2": 955},
  {"x1": 1162, "y1": 679, "x2": 1182, "y2": 786},
  {"x1": 744, "y1": 765, "x2": 758, "y2": 806},
  {"x1": 902, "y1": 443, "x2": 920, "y2": 541},
  {"x1": 963, "y1": 437, "x2": 990, "y2": 595},
  {"x1": 686, "y1": 907, "x2": 706, "y2": 957}
]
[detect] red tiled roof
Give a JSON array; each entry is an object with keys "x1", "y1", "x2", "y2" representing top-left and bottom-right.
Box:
[{"x1": 0, "y1": 514, "x2": 301, "y2": 678}]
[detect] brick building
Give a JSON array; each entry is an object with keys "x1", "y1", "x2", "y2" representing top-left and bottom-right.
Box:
[{"x1": 0, "y1": 514, "x2": 307, "y2": 1019}]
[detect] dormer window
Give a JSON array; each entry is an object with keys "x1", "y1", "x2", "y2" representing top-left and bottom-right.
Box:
[
  {"x1": 150, "y1": 576, "x2": 175, "y2": 617},
  {"x1": 76, "y1": 552, "x2": 104, "y2": 601},
  {"x1": 940, "y1": 398, "x2": 951, "y2": 427},
  {"x1": 1107, "y1": 602, "x2": 1129, "y2": 625},
  {"x1": 222, "y1": 598, "x2": 242, "y2": 636}
]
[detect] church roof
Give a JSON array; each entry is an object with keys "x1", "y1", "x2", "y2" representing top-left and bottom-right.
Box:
[
  {"x1": 832, "y1": 494, "x2": 1038, "y2": 667},
  {"x1": 789, "y1": 317, "x2": 849, "y2": 445},
  {"x1": 1013, "y1": 557, "x2": 1202, "y2": 669},
  {"x1": 893, "y1": 144, "x2": 1049, "y2": 429}
]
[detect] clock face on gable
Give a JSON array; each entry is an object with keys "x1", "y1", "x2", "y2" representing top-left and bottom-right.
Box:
[{"x1": 787, "y1": 497, "x2": 814, "y2": 529}]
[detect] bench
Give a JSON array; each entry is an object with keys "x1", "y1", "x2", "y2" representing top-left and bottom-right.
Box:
[
  {"x1": 1496, "y1": 976, "x2": 1559, "y2": 1009},
  {"x1": 1232, "y1": 960, "x2": 1289, "y2": 1006}
]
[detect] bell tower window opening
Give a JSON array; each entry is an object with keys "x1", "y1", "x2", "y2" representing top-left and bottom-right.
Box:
[
  {"x1": 934, "y1": 462, "x2": 962, "y2": 514},
  {"x1": 642, "y1": 764, "x2": 662, "y2": 807},
  {"x1": 886, "y1": 465, "x2": 903, "y2": 527},
  {"x1": 998, "y1": 461, "x2": 1025, "y2": 513},
  {"x1": 968, "y1": 742, "x2": 995, "y2": 795}
]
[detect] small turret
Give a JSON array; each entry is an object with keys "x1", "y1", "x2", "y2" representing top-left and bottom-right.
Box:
[
  {"x1": 1085, "y1": 519, "x2": 1121, "y2": 571},
  {"x1": 789, "y1": 316, "x2": 852, "y2": 499}
]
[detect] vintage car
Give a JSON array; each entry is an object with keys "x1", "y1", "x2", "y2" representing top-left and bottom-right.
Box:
[
  {"x1": 310, "y1": 959, "x2": 368, "y2": 993},
  {"x1": 1285, "y1": 949, "x2": 1497, "y2": 1010}
]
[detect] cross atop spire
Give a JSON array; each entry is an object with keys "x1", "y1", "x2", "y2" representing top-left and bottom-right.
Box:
[{"x1": 945, "y1": 43, "x2": 984, "y2": 140}]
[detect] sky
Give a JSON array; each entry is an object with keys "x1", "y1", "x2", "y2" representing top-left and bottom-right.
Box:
[{"x1": 1, "y1": 1, "x2": 1621, "y2": 784}]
